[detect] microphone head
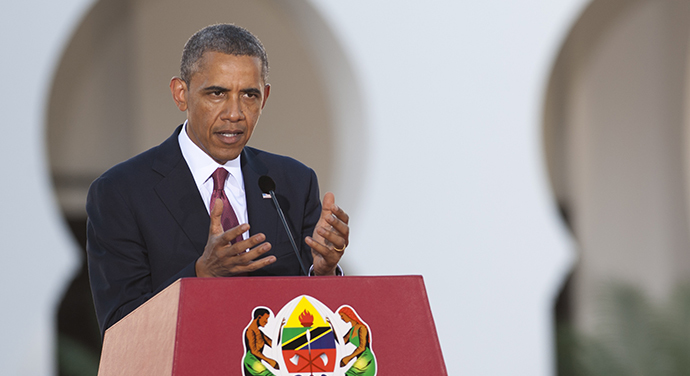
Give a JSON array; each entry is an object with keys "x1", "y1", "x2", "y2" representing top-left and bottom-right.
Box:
[{"x1": 258, "y1": 175, "x2": 276, "y2": 194}]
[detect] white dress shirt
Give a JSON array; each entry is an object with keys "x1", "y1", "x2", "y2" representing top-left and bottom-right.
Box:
[{"x1": 178, "y1": 121, "x2": 248, "y2": 240}]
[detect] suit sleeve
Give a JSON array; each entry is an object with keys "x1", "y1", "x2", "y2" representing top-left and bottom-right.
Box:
[
  {"x1": 86, "y1": 176, "x2": 196, "y2": 335},
  {"x1": 299, "y1": 168, "x2": 321, "y2": 266}
]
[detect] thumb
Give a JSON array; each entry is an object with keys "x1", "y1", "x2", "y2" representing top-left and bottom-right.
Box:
[
  {"x1": 322, "y1": 192, "x2": 335, "y2": 212},
  {"x1": 209, "y1": 198, "x2": 224, "y2": 235}
]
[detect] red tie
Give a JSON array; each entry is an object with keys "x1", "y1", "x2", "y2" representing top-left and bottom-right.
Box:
[{"x1": 210, "y1": 168, "x2": 242, "y2": 244}]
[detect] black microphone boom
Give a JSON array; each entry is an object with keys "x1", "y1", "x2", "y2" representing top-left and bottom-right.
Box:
[{"x1": 258, "y1": 176, "x2": 309, "y2": 276}]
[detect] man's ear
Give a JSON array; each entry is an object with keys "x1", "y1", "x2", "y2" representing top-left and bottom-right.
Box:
[
  {"x1": 261, "y1": 84, "x2": 271, "y2": 109},
  {"x1": 170, "y1": 77, "x2": 188, "y2": 111}
]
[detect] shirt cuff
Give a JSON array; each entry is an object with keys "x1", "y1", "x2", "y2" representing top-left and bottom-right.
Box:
[{"x1": 308, "y1": 264, "x2": 343, "y2": 276}]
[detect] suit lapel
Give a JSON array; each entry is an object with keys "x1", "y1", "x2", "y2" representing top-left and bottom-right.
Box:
[
  {"x1": 149, "y1": 133, "x2": 282, "y2": 257},
  {"x1": 152, "y1": 126, "x2": 209, "y2": 256}
]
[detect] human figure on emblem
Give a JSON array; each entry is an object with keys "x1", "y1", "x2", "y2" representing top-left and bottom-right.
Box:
[
  {"x1": 338, "y1": 307, "x2": 376, "y2": 376},
  {"x1": 244, "y1": 308, "x2": 279, "y2": 376}
]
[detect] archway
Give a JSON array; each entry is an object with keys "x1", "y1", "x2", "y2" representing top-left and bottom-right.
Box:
[{"x1": 544, "y1": 0, "x2": 690, "y2": 373}]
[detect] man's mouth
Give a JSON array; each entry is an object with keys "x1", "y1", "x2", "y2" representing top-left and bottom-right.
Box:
[{"x1": 214, "y1": 130, "x2": 244, "y2": 145}]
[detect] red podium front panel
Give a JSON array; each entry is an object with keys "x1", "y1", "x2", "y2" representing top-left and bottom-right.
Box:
[{"x1": 99, "y1": 276, "x2": 447, "y2": 375}]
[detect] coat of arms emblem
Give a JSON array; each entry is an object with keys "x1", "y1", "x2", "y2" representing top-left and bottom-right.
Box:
[{"x1": 241, "y1": 295, "x2": 377, "y2": 376}]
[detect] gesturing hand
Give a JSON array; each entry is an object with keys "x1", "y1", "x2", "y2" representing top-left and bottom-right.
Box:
[
  {"x1": 306, "y1": 192, "x2": 350, "y2": 276},
  {"x1": 195, "y1": 198, "x2": 276, "y2": 277}
]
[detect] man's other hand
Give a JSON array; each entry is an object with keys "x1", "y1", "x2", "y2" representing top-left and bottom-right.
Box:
[
  {"x1": 306, "y1": 192, "x2": 350, "y2": 276},
  {"x1": 195, "y1": 198, "x2": 275, "y2": 277}
]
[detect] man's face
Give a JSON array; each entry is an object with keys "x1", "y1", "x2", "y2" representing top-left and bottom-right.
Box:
[
  {"x1": 258, "y1": 313, "x2": 269, "y2": 327},
  {"x1": 171, "y1": 52, "x2": 270, "y2": 164}
]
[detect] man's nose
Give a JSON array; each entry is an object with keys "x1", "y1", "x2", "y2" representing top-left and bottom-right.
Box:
[{"x1": 222, "y1": 96, "x2": 244, "y2": 122}]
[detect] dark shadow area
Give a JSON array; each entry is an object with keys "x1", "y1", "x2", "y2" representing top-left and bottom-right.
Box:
[
  {"x1": 553, "y1": 200, "x2": 575, "y2": 376},
  {"x1": 56, "y1": 217, "x2": 101, "y2": 376}
]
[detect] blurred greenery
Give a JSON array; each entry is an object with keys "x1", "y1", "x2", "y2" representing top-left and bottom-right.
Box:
[
  {"x1": 58, "y1": 334, "x2": 100, "y2": 376},
  {"x1": 557, "y1": 283, "x2": 690, "y2": 376}
]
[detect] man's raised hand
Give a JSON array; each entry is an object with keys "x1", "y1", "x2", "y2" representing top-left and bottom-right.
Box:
[
  {"x1": 305, "y1": 192, "x2": 350, "y2": 276},
  {"x1": 195, "y1": 198, "x2": 275, "y2": 277}
]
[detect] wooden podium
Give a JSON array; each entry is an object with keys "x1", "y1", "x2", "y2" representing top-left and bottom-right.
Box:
[{"x1": 98, "y1": 276, "x2": 447, "y2": 375}]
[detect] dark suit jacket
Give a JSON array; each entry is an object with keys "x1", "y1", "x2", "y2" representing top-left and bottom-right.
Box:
[{"x1": 86, "y1": 125, "x2": 320, "y2": 334}]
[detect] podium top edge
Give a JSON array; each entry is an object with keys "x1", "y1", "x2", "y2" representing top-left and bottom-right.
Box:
[{"x1": 177, "y1": 274, "x2": 424, "y2": 282}]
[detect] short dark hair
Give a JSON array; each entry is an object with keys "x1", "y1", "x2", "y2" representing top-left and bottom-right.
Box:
[
  {"x1": 180, "y1": 24, "x2": 269, "y2": 84},
  {"x1": 253, "y1": 308, "x2": 270, "y2": 320}
]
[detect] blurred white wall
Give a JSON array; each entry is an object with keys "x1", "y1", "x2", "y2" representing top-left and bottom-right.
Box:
[{"x1": 0, "y1": 1, "x2": 584, "y2": 375}]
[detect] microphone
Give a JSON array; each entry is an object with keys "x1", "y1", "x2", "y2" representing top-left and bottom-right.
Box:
[{"x1": 258, "y1": 176, "x2": 309, "y2": 275}]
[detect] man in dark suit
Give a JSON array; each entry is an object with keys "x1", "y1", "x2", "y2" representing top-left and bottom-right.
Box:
[{"x1": 86, "y1": 24, "x2": 349, "y2": 335}]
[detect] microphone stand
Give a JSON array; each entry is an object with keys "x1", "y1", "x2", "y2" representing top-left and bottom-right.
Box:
[{"x1": 267, "y1": 189, "x2": 309, "y2": 276}]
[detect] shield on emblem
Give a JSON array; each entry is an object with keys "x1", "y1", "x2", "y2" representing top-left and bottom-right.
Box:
[{"x1": 280, "y1": 297, "x2": 337, "y2": 374}]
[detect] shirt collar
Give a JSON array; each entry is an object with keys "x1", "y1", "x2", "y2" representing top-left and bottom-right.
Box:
[{"x1": 178, "y1": 120, "x2": 244, "y2": 188}]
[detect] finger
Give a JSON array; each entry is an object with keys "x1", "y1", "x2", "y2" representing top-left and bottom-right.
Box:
[
  {"x1": 231, "y1": 243, "x2": 276, "y2": 273},
  {"x1": 209, "y1": 198, "x2": 225, "y2": 236},
  {"x1": 329, "y1": 202, "x2": 350, "y2": 225},
  {"x1": 316, "y1": 226, "x2": 347, "y2": 249},
  {"x1": 221, "y1": 230, "x2": 263, "y2": 255},
  {"x1": 232, "y1": 241, "x2": 272, "y2": 264},
  {"x1": 306, "y1": 236, "x2": 343, "y2": 262},
  {"x1": 325, "y1": 214, "x2": 349, "y2": 240},
  {"x1": 239, "y1": 253, "x2": 276, "y2": 273},
  {"x1": 217, "y1": 223, "x2": 252, "y2": 248}
]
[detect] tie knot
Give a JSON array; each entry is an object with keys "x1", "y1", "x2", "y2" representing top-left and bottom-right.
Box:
[{"x1": 211, "y1": 168, "x2": 228, "y2": 191}]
